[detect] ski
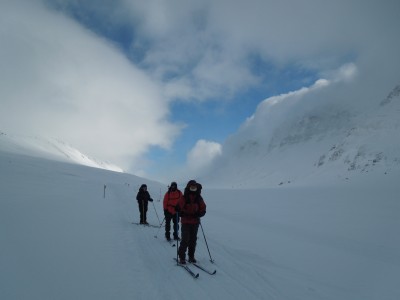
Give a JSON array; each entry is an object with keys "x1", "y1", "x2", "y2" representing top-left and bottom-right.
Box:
[
  {"x1": 173, "y1": 258, "x2": 199, "y2": 278},
  {"x1": 191, "y1": 262, "x2": 216, "y2": 275},
  {"x1": 132, "y1": 222, "x2": 160, "y2": 228}
]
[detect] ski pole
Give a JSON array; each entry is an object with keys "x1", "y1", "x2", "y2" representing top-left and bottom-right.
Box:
[
  {"x1": 152, "y1": 200, "x2": 161, "y2": 225},
  {"x1": 199, "y1": 221, "x2": 214, "y2": 263},
  {"x1": 153, "y1": 217, "x2": 165, "y2": 238},
  {"x1": 176, "y1": 212, "x2": 179, "y2": 265},
  {"x1": 141, "y1": 201, "x2": 145, "y2": 224}
]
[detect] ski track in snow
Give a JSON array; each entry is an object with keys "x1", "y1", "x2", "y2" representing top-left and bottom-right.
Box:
[
  {"x1": 1, "y1": 151, "x2": 400, "y2": 300},
  {"x1": 106, "y1": 182, "x2": 279, "y2": 300}
]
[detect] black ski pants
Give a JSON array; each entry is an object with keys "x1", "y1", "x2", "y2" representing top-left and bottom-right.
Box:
[
  {"x1": 178, "y1": 223, "x2": 199, "y2": 259},
  {"x1": 138, "y1": 201, "x2": 148, "y2": 223},
  {"x1": 165, "y1": 213, "x2": 179, "y2": 239}
]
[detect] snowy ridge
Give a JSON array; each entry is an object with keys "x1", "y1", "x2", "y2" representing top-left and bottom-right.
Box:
[
  {"x1": 0, "y1": 132, "x2": 123, "y2": 172},
  {"x1": 202, "y1": 84, "x2": 400, "y2": 188},
  {"x1": 316, "y1": 84, "x2": 400, "y2": 176}
]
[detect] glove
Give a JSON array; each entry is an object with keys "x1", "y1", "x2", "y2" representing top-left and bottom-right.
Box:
[
  {"x1": 175, "y1": 205, "x2": 181, "y2": 212},
  {"x1": 195, "y1": 211, "x2": 206, "y2": 218},
  {"x1": 149, "y1": 198, "x2": 154, "y2": 202},
  {"x1": 164, "y1": 210, "x2": 169, "y2": 217}
]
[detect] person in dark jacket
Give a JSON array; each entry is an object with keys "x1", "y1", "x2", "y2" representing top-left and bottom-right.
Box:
[
  {"x1": 136, "y1": 184, "x2": 153, "y2": 224},
  {"x1": 163, "y1": 182, "x2": 183, "y2": 241},
  {"x1": 176, "y1": 180, "x2": 206, "y2": 264}
]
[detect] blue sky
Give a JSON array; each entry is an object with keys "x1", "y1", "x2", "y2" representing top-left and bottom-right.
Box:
[{"x1": 1, "y1": 0, "x2": 399, "y2": 182}]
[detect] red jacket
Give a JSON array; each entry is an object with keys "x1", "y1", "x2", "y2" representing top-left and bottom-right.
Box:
[
  {"x1": 178, "y1": 192, "x2": 206, "y2": 224},
  {"x1": 163, "y1": 189, "x2": 183, "y2": 215}
]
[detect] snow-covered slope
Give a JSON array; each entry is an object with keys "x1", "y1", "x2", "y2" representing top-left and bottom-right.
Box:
[
  {"x1": 1, "y1": 140, "x2": 399, "y2": 300},
  {"x1": 0, "y1": 132, "x2": 123, "y2": 172},
  {"x1": 315, "y1": 85, "x2": 400, "y2": 181},
  {"x1": 201, "y1": 84, "x2": 400, "y2": 188}
]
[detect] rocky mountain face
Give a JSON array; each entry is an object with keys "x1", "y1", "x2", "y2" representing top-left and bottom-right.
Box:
[
  {"x1": 201, "y1": 84, "x2": 400, "y2": 188},
  {"x1": 316, "y1": 85, "x2": 400, "y2": 173}
]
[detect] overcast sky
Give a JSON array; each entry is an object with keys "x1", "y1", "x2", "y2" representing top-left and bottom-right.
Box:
[{"x1": 1, "y1": 0, "x2": 399, "y2": 183}]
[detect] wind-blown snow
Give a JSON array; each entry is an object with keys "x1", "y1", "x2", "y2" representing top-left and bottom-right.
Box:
[
  {"x1": 1, "y1": 146, "x2": 399, "y2": 299},
  {"x1": 0, "y1": 132, "x2": 123, "y2": 172},
  {"x1": 200, "y1": 83, "x2": 400, "y2": 189}
]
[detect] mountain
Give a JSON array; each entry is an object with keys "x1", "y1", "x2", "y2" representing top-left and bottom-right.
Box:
[
  {"x1": 200, "y1": 83, "x2": 400, "y2": 188},
  {"x1": 0, "y1": 132, "x2": 123, "y2": 172},
  {"x1": 315, "y1": 84, "x2": 400, "y2": 179}
]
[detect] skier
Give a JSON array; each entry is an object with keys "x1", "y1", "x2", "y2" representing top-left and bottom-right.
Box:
[
  {"x1": 136, "y1": 184, "x2": 153, "y2": 224},
  {"x1": 176, "y1": 180, "x2": 206, "y2": 264},
  {"x1": 163, "y1": 182, "x2": 182, "y2": 241}
]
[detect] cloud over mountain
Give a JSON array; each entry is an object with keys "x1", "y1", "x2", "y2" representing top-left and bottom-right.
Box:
[{"x1": 199, "y1": 77, "x2": 400, "y2": 187}]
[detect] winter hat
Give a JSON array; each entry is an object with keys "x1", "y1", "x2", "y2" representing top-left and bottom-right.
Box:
[{"x1": 188, "y1": 180, "x2": 197, "y2": 192}]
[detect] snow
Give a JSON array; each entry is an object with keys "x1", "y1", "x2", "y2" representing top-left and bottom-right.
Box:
[
  {"x1": 1, "y1": 145, "x2": 400, "y2": 300},
  {"x1": 0, "y1": 132, "x2": 123, "y2": 172},
  {"x1": 199, "y1": 83, "x2": 400, "y2": 189}
]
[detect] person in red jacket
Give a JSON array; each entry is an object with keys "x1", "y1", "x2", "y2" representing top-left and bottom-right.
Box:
[
  {"x1": 163, "y1": 182, "x2": 182, "y2": 241},
  {"x1": 177, "y1": 180, "x2": 206, "y2": 264}
]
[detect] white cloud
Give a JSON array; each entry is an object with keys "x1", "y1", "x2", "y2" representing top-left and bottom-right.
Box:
[
  {"x1": 152, "y1": 139, "x2": 222, "y2": 183},
  {"x1": 258, "y1": 63, "x2": 356, "y2": 109},
  {"x1": 117, "y1": 0, "x2": 400, "y2": 101},
  {"x1": 186, "y1": 139, "x2": 222, "y2": 172},
  {"x1": 0, "y1": 0, "x2": 181, "y2": 171}
]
